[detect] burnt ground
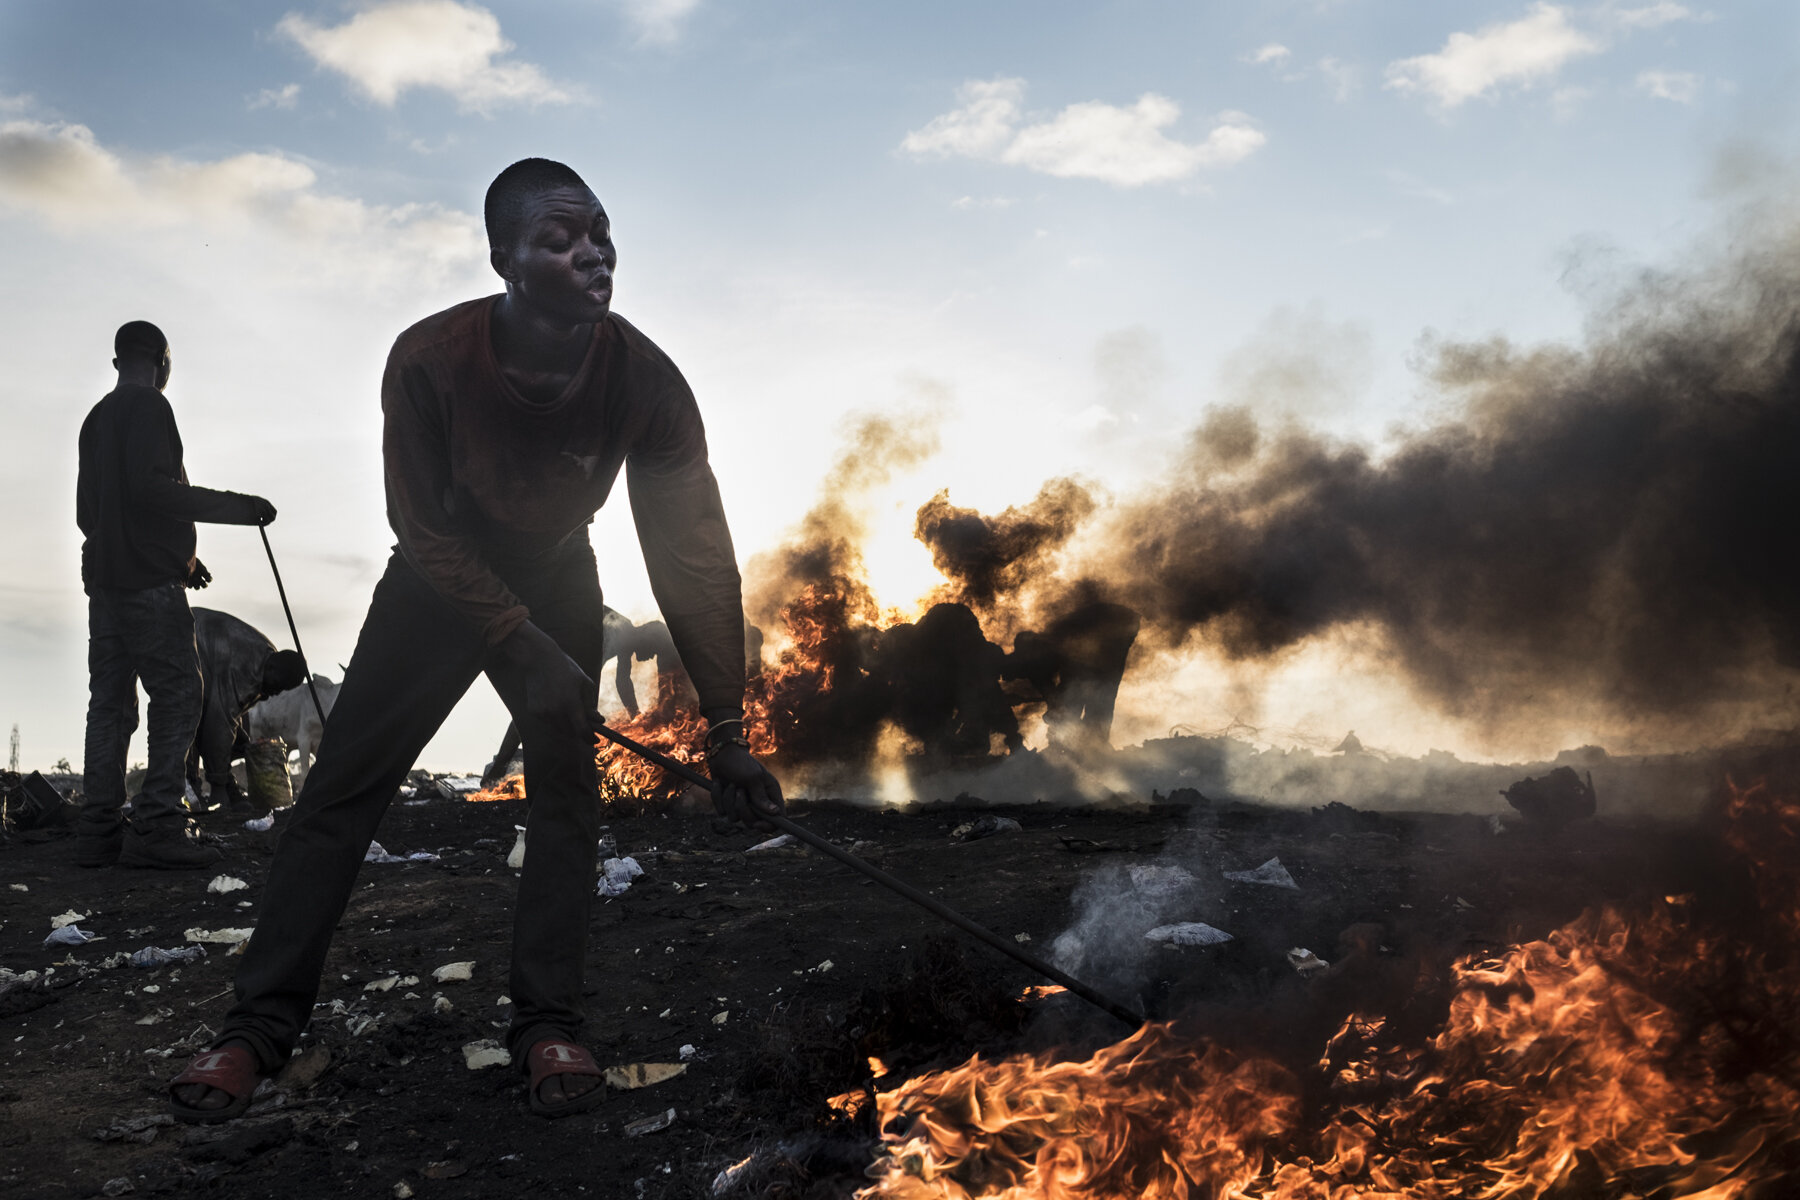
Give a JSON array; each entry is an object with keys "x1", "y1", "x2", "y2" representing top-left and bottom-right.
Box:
[{"x1": 0, "y1": 775, "x2": 1730, "y2": 1200}]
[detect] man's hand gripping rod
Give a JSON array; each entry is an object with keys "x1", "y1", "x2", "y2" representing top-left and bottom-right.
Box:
[{"x1": 590, "y1": 719, "x2": 1144, "y2": 1031}]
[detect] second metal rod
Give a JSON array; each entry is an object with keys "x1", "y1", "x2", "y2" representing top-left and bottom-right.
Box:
[
  {"x1": 590, "y1": 719, "x2": 1144, "y2": 1031},
  {"x1": 258, "y1": 526, "x2": 329, "y2": 728}
]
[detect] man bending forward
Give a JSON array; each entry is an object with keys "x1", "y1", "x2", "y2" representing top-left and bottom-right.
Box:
[{"x1": 169, "y1": 158, "x2": 782, "y2": 1121}]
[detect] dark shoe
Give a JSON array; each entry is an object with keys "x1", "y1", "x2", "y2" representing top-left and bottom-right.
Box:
[
  {"x1": 75, "y1": 826, "x2": 124, "y2": 868},
  {"x1": 120, "y1": 823, "x2": 224, "y2": 870}
]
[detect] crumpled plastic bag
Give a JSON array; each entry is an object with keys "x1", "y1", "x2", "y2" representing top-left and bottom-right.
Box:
[
  {"x1": 129, "y1": 945, "x2": 207, "y2": 968},
  {"x1": 597, "y1": 856, "x2": 643, "y2": 897},
  {"x1": 44, "y1": 925, "x2": 98, "y2": 948}
]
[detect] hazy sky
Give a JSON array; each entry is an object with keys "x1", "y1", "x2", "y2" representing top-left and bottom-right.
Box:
[{"x1": 2, "y1": 1, "x2": 1792, "y2": 769}]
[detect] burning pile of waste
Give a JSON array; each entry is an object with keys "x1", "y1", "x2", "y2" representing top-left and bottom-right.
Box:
[{"x1": 853, "y1": 778, "x2": 1800, "y2": 1198}]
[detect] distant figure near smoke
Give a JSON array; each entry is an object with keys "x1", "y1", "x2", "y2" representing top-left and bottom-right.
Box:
[
  {"x1": 1006, "y1": 602, "x2": 1141, "y2": 751},
  {"x1": 878, "y1": 602, "x2": 1021, "y2": 760}
]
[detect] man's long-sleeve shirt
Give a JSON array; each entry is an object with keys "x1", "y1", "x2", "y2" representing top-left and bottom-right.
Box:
[
  {"x1": 381, "y1": 297, "x2": 746, "y2": 711},
  {"x1": 77, "y1": 384, "x2": 264, "y2": 590}
]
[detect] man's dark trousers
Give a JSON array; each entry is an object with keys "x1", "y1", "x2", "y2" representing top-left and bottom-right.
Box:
[
  {"x1": 81, "y1": 582, "x2": 203, "y2": 837},
  {"x1": 220, "y1": 542, "x2": 606, "y2": 1071}
]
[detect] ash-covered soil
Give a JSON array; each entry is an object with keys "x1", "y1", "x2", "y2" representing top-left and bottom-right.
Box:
[{"x1": 0, "y1": 777, "x2": 1715, "y2": 1200}]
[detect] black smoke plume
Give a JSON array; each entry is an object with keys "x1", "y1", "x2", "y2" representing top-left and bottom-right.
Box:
[{"x1": 1090, "y1": 230, "x2": 1800, "y2": 744}]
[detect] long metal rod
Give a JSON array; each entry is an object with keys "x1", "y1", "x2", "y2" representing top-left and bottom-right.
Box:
[
  {"x1": 258, "y1": 526, "x2": 328, "y2": 728},
  {"x1": 590, "y1": 719, "x2": 1144, "y2": 1030}
]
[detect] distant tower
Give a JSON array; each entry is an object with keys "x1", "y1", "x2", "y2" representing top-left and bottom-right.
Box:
[{"x1": 7, "y1": 724, "x2": 17, "y2": 773}]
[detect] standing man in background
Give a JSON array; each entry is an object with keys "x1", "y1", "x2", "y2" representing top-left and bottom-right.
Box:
[{"x1": 76, "y1": 320, "x2": 277, "y2": 870}]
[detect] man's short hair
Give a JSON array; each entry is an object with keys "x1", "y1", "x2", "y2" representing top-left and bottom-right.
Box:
[
  {"x1": 259, "y1": 649, "x2": 308, "y2": 699},
  {"x1": 484, "y1": 158, "x2": 591, "y2": 251},
  {"x1": 114, "y1": 320, "x2": 169, "y2": 363}
]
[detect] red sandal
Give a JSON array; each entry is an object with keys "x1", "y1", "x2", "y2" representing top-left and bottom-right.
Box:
[
  {"x1": 168, "y1": 1042, "x2": 265, "y2": 1124},
  {"x1": 524, "y1": 1039, "x2": 608, "y2": 1119}
]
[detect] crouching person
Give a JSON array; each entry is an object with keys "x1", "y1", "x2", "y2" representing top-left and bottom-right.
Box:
[{"x1": 168, "y1": 158, "x2": 782, "y2": 1122}]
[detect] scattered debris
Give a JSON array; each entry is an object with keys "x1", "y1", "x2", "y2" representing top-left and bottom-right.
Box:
[
  {"x1": 422, "y1": 1161, "x2": 468, "y2": 1179},
  {"x1": 507, "y1": 825, "x2": 527, "y2": 869},
  {"x1": 806, "y1": 959, "x2": 834, "y2": 975},
  {"x1": 462, "y1": 1040, "x2": 511, "y2": 1070},
  {"x1": 364, "y1": 975, "x2": 418, "y2": 992},
  {"x1": 49, "y1": 909, "x2": 89, "y2": 930},
  {"x1": 100, "y1": 1177, "x2": 135, "y2": 1197},
  {"x1": 128, "y1": 945, "x2": 207, "y2": 969},
  {"x1": 598, "y1": 856, "x2": 644, "y2": 897},
  {"x1": 432, "y1": 994, "x2": 453, "y2": 1014},
  {"x1": 678, "y1": 1044, "x2": 696, "y2": 1061},
  {"x1": 711, "y1": 1010, "x2": 729, "y2": 1025},
  {"x1": 953, "y1": 815, "x2": 1022, "y2": 842},
  {"x1": 364, "y1": 842, "x2": 439, "y2": 864},
  {"x1": 1502, "y1": 766, "x2": 1597, "y2": 828},
  {"x1": 184, "y1": 927, "x2": 254, "y2": 946},
  {"x1": 91, "y1": 1113, "x2": 174, "y2": 1144},
  {"x1": 1223, "y1": 857, "x2": 1299, "y2": 890},
  {"x1": 1287, "y1": 947, "x2": 1330, "y2": 975},
  {"x1": 1144, "y1": 922, "x2": 1233, "y2": 946},
  {"x1": 206, "y1": 876, "x2": 248, "y2": 895},
  {"x1": 1129, "y1": 864, "x2": 1197, "y2": 899},
  {"x1": 624, "y1": 1108, "x2": 676, "y2": 1137},
  {"x1": 393, "y1": 1183, "x2": 414, "y2": 1199},
  {"x1": 605, "y1": 1062, "x2": 686, "y2": 1090},
  {"x1": 746, "y1": 833, "x2": 796, "y2": 853},
  {"x1": 8, "y1": 883, "x2": 26, "y2": 892},
  {"x1": 432, "y1": 961, "x2": 474, "y2": 983},
  {"x1": 244, "y1": 813, "x2": 275, "y2": 832},
  {"x1": 276, "y1": 1044, "x2": 331, "y2": 1090},
  {"x1": 43, "y1": 925, "x2": 97, "y2": 947}
]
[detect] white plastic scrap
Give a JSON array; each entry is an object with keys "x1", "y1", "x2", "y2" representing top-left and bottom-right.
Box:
[
  {"x1": 1223, "y1": 857, "x2": 1300, "y2": 890},
  {"x1": 1287, "y1": 947, "x2": 1330, "y2": 976},
  {"x1": 49, "y1": 910, "x2": 90, "y2": 930},
  {"x1": 506, "y1": 825, "x2": 527, "y2": 870},
  {"x1": 597, "y1": 856, "x2": 644, "y2": 897},
  {"x1": 462, "y1": 1039, "x2": 511, "y2": 1070},
  {"x1": 365, "y1": 842, "x2": 439, "y2": 864},
  {"x1": 432, "y1": 961, "x2": 475, "y2": 983},
  {"x1": 44, "y1": 925, "x2": 98, "y2": 948},
  {"x1": 746, "y1": 833, "x2": 796, "y2": 852},
  {"x1": 1144, "y1": 922, "x2": 1234, "y2": 947},
  {"x1": 244, "y1": 813, "x2": 276, "y2": 833},
  {"x1": 8, "y1": 883, "x2": 26, "y2": 892},
  {"x1": 678, "y1": 1044, "x2": 697, "y2": 1061},
  {"x1": 184, "y1": 926, "x2": 255, "y2": 946},
  {"x1": 206, "y1": 876, "x2": 248, "y2": 895}
]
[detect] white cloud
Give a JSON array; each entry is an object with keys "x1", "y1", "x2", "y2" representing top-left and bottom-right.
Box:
[
  {"x1": 0, "y1": 115, "x2": 484, "y2": 291},
  {"x1": 902, "y1": 78, "x2": 1264, "y2": 188},
  {"x1": 1604, "y1": 2, "x2": 1697, "y2": 29},
  {"x1": 950, "y1": 195, "x2": 1015, "y2": 210},
  {"x1": 615, "y1": 0, "x2": 701, "y2": 45},
  {"x1": 1246, "y1": 43, "x2": 1291, "y2": 65},
  {"x1": 249, "y1": 83, "x2": 302, "y2": 111},
  {"x1": 276, "y1": 1, "x2": 578, "y2": 112},
  {"x1": 1637, "y1": 69, "x2": 1700, "y2": 102},
  {"x1": 1317, "y1": 57, "x2": 1359, "y2": 102},
  {"x1": 1384, "y1": 4, "x2": 1602, "y2": 108}
]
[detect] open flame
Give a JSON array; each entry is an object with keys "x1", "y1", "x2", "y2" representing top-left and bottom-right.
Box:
[{"x1": 857, "y1": 780, "x2": 1800, "y2": 1198}]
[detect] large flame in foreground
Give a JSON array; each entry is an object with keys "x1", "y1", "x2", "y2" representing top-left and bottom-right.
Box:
[{"x1": 859, "y1": 782, "x2": 1800, "y2": 1199}]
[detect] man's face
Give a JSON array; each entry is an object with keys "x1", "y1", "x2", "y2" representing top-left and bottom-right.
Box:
[{"x1": 494, "y1": 187, "x2": 616, "y2": 327}]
